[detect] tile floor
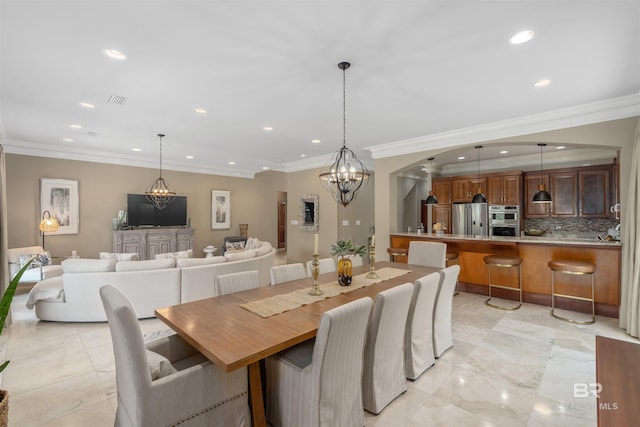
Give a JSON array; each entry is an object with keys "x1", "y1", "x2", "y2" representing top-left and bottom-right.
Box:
[{"x1": 2, "y1": 279, "x2": 639, "y2": 426}]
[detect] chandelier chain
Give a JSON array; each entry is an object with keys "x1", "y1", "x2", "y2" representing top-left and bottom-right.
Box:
[{"x1": 342, "y1": 65, "x2": 346, "y2": 148}]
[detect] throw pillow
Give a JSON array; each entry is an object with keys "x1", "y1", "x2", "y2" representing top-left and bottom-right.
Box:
[
  {"x1": 225, "y1": 241, "x2": 246, "y2": 252},
  {"x1": 154, "y1": 249, "x2": 193, "y2": 260},
  {"x1": 61, "y1": 258, "x2": 117, "y2": 273},
  {"x1": 146, "y1": 349, "x2": 177, "y2": 380},
  {"x1": 245, "y1": 237, "x2": 261, "y2": 250},
  {"x1": 224, "y1": 249, "x2": 257, "y2": 261},
  {"x1": 99, "y1": 252, "x2": 140, "y2": 261},
  {"x1": 19, "y1": 252, "x2": 52, "y2": 268},
  {"x1": 115, "y1": 258, "x2": 175, "y2": 272},
  {"x1": 254, "y1": 241, "x2": 273, "y2": 256}
]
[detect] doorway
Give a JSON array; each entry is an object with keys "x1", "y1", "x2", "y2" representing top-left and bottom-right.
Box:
[{"x1": 277, "y1": 192, "x2": 287, "y2": 249}]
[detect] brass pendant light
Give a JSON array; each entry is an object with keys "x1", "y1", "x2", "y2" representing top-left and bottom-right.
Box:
[{"x1": 532, "y1": 143, "x2": 552, "y2": 203}]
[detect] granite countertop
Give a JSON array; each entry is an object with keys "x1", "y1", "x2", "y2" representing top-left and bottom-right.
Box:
[{"x1": 390, "y1": 232, "x2": 622, "y2": 247}]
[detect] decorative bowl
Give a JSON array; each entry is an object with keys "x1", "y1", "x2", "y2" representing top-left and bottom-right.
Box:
[{"x1": 524, "y1": 229, "x2": 545, "y2": 236}]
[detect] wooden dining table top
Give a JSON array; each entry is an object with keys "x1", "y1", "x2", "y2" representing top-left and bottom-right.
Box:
[{"x1": 154, "y1": 261, "x2": 440, "y2": 372}]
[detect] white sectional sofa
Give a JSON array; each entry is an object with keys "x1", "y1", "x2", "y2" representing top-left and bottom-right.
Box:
[{"x1": 26, "y1": 241, "x2": 276, "y2": 322}]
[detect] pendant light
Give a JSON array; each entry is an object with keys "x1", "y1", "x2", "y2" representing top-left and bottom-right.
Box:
[
  {"x1": 145, "y1": 133, "x2": 176, "y2": 210},
  {"x1": 425, "y1": 157, "x2": 438, "y2": 204},
  {"x1": 319, "y1": 61, "x2": 370, "y2": 207},
  {"x1": 471, "y1": 145, "x2": 487, "y2": 203},
  {"x1": 532, "y1": 143, "x2": 552, "y2": 203}
]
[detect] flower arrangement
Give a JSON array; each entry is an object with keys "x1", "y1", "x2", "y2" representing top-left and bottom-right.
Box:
[
  {"x1": 432, "y1": 222, "x2": 445, "y2": 232},
  {"x1": 330, "y1": 239, "x2": 367, "y2": 286}
]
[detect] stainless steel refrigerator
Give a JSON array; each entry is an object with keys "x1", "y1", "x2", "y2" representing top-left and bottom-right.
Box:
[{"x1": 452, "y1": 203, "x2": 488, "y2": 236}]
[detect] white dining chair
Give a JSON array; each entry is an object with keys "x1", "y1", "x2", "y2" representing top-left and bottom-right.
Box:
[
  {"x1": 405, "y1": 271, "x2": 441, "y2": 380},
  {"x1": 306, "y1": 257, "x2": 336, "y2": 277},
  {"x1": 433, "y1": 264, "x2": 461, "y2": 358},
  {"x1": 270, "y1": 263, "x2": 306, "y2": 285},
  {"x1": 407, "y1": 241, "x2": 447, "y2": 268},
  {"x1": 351, "y1": 255, "x2": 364, "y2": 268},
  {"x1": 362, "y1": 283, "x2": 414, "y2": 414},
  {"x1": 214, "y1": 270, "x2": 260, "y2": 296},
  {"x1": 99, "y1": 285, "x2": 250, "y2": 426},
  {"x1": 266, "y1": 297, "x2": 372, "y2": 427}
]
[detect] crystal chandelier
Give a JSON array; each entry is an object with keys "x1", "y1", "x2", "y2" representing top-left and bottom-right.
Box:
[
  {"x1": 319, "y1": 62, "x2": 370, "y2": 207},
  {"x1": 145, "y1": 133, "x2": 176, "y2": 210}
]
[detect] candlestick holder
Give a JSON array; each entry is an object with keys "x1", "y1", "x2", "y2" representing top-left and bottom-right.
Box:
[
  {"x1": 366, "y1": 243, "x2": 379, "y2": 279},
  {"x1": 308, "y1": 253, "x2": 323, "y2": 295}
]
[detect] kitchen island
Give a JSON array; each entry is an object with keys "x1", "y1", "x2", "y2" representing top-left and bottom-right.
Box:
[{"x1": 390, "y1": 232, "x2": 621, "y2": 318}]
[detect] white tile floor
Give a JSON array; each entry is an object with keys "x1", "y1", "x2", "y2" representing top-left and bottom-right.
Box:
[{"x1": 3, "y1": 278, "x2": 639, "y2": 426}]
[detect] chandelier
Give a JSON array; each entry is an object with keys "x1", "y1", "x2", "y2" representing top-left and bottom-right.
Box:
[
  {"x1": 145, "y1": 133, "x2": 176, "y2": 210},
  {"x1": 319, "y1": 61, "x2": 370, "y2": 207}
]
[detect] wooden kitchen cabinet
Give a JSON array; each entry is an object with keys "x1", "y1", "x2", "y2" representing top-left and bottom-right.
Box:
[
  {"x1": 488, "y1": 174, "x2": 522, "y2": 205},
  {"x1": 579, "y1": 167, "x2": 610, "y2": 218},
  {"x1": 432, "y1": 204, "x2": 452, "y2": 233},
  {"x1": 432, "y1": 178, "x2": 452, "y2": 204},
  {"x1": 453, "y1": 177, "x2": 486, "y2": 203},
  {"x1": 550, "y1": 171, "x2": 578, "y2": 217},
  {"x1": 524, "y1": 173, "x2": 550, "y2": 217}
]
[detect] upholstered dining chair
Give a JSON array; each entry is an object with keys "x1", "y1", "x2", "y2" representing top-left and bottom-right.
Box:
[
  {"x1": 351, "y1": 255, "x2": 364, "y2": 268},
  {"x1": 266, "y1": 297, "x2": 372, "y2": 427},
  {"x1": 405, "y1": 272, "x2": 441, "y2": 380},
  {"x1": 362, "y1": 283, "x2": 414, "y2": 414},
  {"x1": 433, "y1": 265, "x2": 461, "y2": 358},
  {"x1": 214, "y1": 270, "x2": 261, "y2": 296},
  {"x1": 306, "y1": 257, "x2": 336, "y2": 277},
  {"x1": 270, "y1": 263, "x2": 306, "y2": 285},
  {"x1": 100, "y1": 285, "x2": 250, "y2": 427},
  {"x1": 407, "y1": 241, "x2": 447, "y2": 268}
]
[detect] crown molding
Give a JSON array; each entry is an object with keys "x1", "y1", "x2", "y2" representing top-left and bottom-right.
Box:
[
  {"x1": 2, "y1": 139, "x2": 257, "y2": 179},
  {"x1": 367, "y1": 94, "x2": 640, "y2": 160},
  {"x1": 281, "y1": 153, "x2": 375, "y2": 174}
]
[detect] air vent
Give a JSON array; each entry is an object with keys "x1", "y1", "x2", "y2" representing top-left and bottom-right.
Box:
[
  {"x1": 82, "y1": 131, "x2": 98, "y2": 137},
  {"x1": 107, "y1": 94, "x2": 127, "y2": 105}
]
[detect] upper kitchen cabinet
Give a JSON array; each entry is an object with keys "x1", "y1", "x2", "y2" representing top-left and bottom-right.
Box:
[
  {"x1": 432, "y1": 178, "x2": 452, "y2": 205},
  {"x1": 488, "y1": 173, "x2": 522, "y2": 205},
  {"x1": 453, "y1": 177, "x2": 487, "y2": 203},
  {"x1": 550, "y1": 171, "x2": 578, "y2": 217},
  {"x1": 579, "y1": 167, "x2": 611, "y2": 218},
  {"x1": 525, "y1": 173, "x2": 551, "y2": 217}
]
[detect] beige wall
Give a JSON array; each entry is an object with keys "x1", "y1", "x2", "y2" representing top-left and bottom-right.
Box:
[
  {"x1": 375, "y1": 117, "x2": 639, "y2": 257},
  {"x1": 6, "y1": 154, "x2": 287, "y2": 259}
]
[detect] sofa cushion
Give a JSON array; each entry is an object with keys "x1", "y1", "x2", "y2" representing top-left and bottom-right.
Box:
[
  {"x1": 99, "y1": 252, "x2": 140, "y2": 261},
  {"x1": 155, "y1": 249, "x2": 193, "y2": 260},
  {"x1": 62, "y1": 258, "x2": 116, "y2": 273},
  {"x1": 146, "y1": 349, "x2": 177, "y2": 380},
  {"x1": 224, "y1": 249, "x2": 256, "y2": 261},
  {"x1": 225, "y1": 240, "x2": 245, "y2": 252},
  {"x1": 115, "y1": 258, "x2": 176, "y2": 272},
  {"x1": 26, "y1": 276, "x2": 65, "y2": 309},
  {"x1": 245, "y1": 237, "x2": 261, "y2": 250},
  {"x1": 20, "y1": 252, "x2": 52, "y2": 268},
  {"x1": 176, "y1": 257, "x2": 226, "y2": 268},
  {"x1": 254, "y1": 241, "x2": 273, "y2": 256}
]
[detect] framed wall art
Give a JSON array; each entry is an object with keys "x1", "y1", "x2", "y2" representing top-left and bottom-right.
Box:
[
  {"x1": 40, "y1": 178, "x2": 79, "y2": 235},
  {"x1": 212, "y1": 190, "x2": 231, "y2": 229}
]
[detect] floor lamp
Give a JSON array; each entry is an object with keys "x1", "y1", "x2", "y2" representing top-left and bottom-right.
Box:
[{"x1": 39, "y1": 211, "x2": 59, "y2": 250}]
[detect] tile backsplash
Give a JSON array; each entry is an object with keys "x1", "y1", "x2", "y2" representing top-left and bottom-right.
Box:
[{"x1": 524, "y1": 217, "x2": 619, "y2": 234}]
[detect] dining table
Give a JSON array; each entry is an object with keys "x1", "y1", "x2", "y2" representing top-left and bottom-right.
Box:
[{"x1": 155, "y1": 261, "x2": 440, "y2": 427}]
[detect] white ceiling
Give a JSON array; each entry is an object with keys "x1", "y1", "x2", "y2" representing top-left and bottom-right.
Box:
[{"x1": 1, "y1": 1, "x2": 639, "y2": 178}]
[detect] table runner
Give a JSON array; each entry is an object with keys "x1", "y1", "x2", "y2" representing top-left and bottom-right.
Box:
[{"x1": 240, "y1": 267, "x2": 412, "y2": 318}]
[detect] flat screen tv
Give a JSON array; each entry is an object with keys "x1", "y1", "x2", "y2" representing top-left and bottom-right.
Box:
[{"x1": 127, "y1": 194, "x2": 188, "y2": 227}]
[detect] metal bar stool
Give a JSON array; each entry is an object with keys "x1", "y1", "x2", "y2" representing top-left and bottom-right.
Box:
[
  {"x1": 484, "y1": 254, "x2": 522, "y2": 310},
  {"x1": 387, "y1": 247, "x2": 408, "y2": 263},
  {"x1": 446, "y1": 251, "x2": 460, "y2": 295},
  {"x1": 548, "y1": 260, "x2": 596, "y2": 324}
]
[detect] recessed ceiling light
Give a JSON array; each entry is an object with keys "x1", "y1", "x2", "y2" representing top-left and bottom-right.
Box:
[
  {"x1": 62, "y1": 138, "x2": 74, "y2": 142},
  {"x1": 510, "y1": 30, "x2": 535, "y2": 44},
  {"x1": 300, "y1": 154, "x2": 306, "y2": 158},
  {"x1": 582, "y1": 163, "x2": 592, "y2": 167},
  {"x1": 228, "y1": 161, "x2": 236, "y2": 165},
  {"x1": 500, "y1": 150, "x2": 509, "y2": 154},
  {"x1": 186, "y1": 155, "x2": 194, "y2": 159},
  {"x1": 556, "y1": 146, "x2": 565, "y2": 150},
  {"x1": 311, "y1": 139, "x2": 321, "y2": 144},
  {"x1": 262, "y1": 166, "x2": 270, "y2": 170},
  {"x1": 458, "y1": 156, "x2": 465, "y2": 160},
  {"x1": 263, "y1": 126, "x2": 273, "y2": 131},
  {"x1": 533, "y1": 79, "x2": 551, "y2": 88},
  {"x1": 104, "y1": 49, "x2": 126, "y2": 60},
  {"x1": 132, "y1": 148, "x2": 141, "y2": 152},
  {"x1": 194, "y1": 108, "x2": 206, "y2": 114},
  {"x1": 69, "y1": 124, "x2": 82, "y2": 129},
  {"x1": 79, "y1": 102, "x2": 95, "y2": 109}
]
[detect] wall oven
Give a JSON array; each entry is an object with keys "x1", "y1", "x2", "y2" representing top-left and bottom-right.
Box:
[{"x1": 489, "y1": 205, "x2": 520, "y2": 237}]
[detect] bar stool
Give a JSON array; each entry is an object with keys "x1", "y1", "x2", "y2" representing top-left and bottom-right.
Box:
[
  {"x1": 446, "y1": 251, "x2": 460, "y2": 295},
  {"x1": 387, "y1": 247, "x2": 408, "y2": 263},
  {"x1": 484, "y1": 254, "x2": 522, "y2": 310},
  {"x1": 548, "y1": 260, "x2": 596, "y2": 324}
]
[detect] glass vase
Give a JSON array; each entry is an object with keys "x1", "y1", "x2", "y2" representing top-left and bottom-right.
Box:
[{"x1": 337, "y1": 257, "x2": 352, "y2": 286}]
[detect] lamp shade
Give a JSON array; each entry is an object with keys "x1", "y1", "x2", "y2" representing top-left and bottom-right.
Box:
[
  {"x1": 471, "y1": 190, "x2": 487, "y2": 204},
  {"x1": 532, "y1": 184, "x2": 552, "y2": 203},
  {"x1": 425, "y1": 191, "x2": 438, "y2": 204},
  {"x1": 39, "y1": 211, "x2": 59, "y2": 233}
]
